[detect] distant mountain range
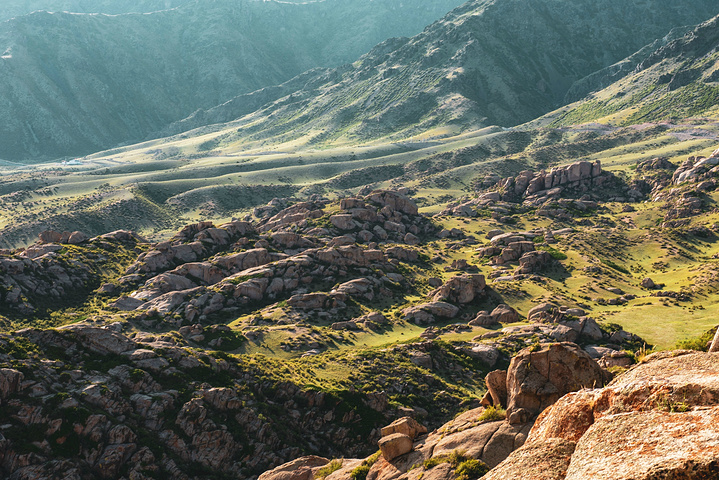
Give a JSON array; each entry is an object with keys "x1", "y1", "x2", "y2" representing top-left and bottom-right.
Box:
[
  {"x1": 0, "y1": 0, "x2": 466, "y2": 161},
  {"x1": 168, "y1": 0, "x2": 719, "y2": 151},
  {"x1": 3, "y1": 0, "x2": 719, "y2": 162}
]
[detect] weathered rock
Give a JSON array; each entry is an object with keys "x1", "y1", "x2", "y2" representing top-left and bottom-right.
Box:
[
  {"x1": 482, "y1": 438, "x2": 576, "y2": 480},
  {"x1": 0, "y1": 368, "x2": 24, "y2": 399},
  {"x1": 490, "y1": 304, "x2": 519, "y2": 323},
  {"x1": 380, "y1": 417, "x2": 427, "y2": 441},
  {"x1": 489, "y1": 351, "x2": 719, "y2": 480},
  {"x1": 429, "y1": 274, "x2": 486, "y2": 304},
  {"x1": 506, "y1": 342, "x2": 609, "y2": 419},
  {"x1": 366, "y1": 190, "x2": 418, "y2": 216},
  {"x1": 38, "y1": 230, "x2": 63, "y2": 244},
  {"x1": 330, "y1": 214, "x2": 358, "y2": 231},
  {"x1": 378, "y1": 433, "x2": 413, "y2": 461},
  {"x1": 516, "y1": 250, "x2": 551, "y2": 274},
  {"x1": 59, "y1": 324, "x2": 137, "y2": 355},
  {"x1": 402, "y1": 302, "x2": 459, "y2": 324},
  {"x1": 466, "y1": 344, "x2": 500, "y2": 367},
  {"x1": 527, "y1": 303, "x2": 558, "y2": 322},
  {"x1": 485, "y1": 370, "x2": 507, "y2": 408},
  {"x1": 258, "y1": 456, "x2": 330, "y2": 480}
]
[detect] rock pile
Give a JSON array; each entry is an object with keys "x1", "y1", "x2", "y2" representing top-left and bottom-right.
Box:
[
  {"x1": 0, "y1": 324, "x2": 403, "y2": 479},
  {"x1": 477, "y1": 231, "x2": 554, "y2": 276},
  {"x1": 440, "y1": 160, "x2": 613, "y2": 220},
  {"x1": 0, "y1": 233, "x2": 145, "y2": 315},
  {"x1": 106, "y1": 190, "x2": 431, "y2": 328}
]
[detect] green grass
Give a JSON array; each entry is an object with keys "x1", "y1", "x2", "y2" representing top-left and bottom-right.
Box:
[{"x1": 316, "y1": 460, "x2": 343, "y2": 479}]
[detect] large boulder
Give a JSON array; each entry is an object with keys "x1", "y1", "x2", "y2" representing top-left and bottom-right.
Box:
[
  {"x1": 366, "y1": 190, "x2": 418, "y2": 216},
  {"x1": 0, "y1": 368, "x2": 24, "y2": 399},
  {"x1": 485, "y1": 370, "x2": 508, "y2": 408},
  {"x1": 429, "y1": 274, "x2": 486, "y2": 304},
  {"x1": 402, "y1": 302, "x2": 459, "y2": 324},
  {"x1": 59, "y1": 324, "x2": 137, "y2": 355},
  {"x1": 379, "y1": 433, "x2": 413, "y2": 461},
  {"x1": 527, "y1": 303, "x2": 558, "y2": 322},
  {"x1": 380, "y1": 417, "x2": 427, "y2": 441},
  {"x1": 490, "y1": 304, "x2": 519, "y2": 323},
  {"x1": 486, "y1": 350, "x2": 719, "y2": 480},
  {"x1": 38, "y1": 230, "x2": 63, "y2": 244},
  {"x1": 505, "y1": 343, "x2": 610, "y2": 419}
]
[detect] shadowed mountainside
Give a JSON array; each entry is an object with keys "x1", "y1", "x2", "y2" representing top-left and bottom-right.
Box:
[
  {"x1": 537, "y1": 13, "x2": 719, "y2": 127},
  {"x1": 0, "y1": 0, "x2": 466, "y2": 161}
]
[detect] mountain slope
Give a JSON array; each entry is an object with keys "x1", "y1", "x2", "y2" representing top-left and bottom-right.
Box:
[
  {"x1": 169, "y1": 0, "x2": 719, "y2": 150},
  {"x1": 0, "y1": 0, "x2": 466, "y2": 161},
  {"x1": 539, "y1": 14, "x2": 719, "y2": 127}
]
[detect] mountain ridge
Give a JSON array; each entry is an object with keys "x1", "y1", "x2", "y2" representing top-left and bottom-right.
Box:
[
  {"x1": 154, "y1": 0, "x2": 719, "y2": 153},
  {"x1": 0, "y1": 0, "x2": 467, "y2": 161}
]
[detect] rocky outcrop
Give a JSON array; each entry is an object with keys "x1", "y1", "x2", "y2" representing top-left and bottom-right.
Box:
[
  {"x1": 0, "y1": 324, "x2": 426, "y2": 479},
  {"x1": 504, "y1": 343, "x2": 610, "y2": 420},
  {"x1": 672, "y1": 150, "x2": 719, "y2": 185},
  {"x1": 258, "y1": 456, "x2": 330, "y2": 480},
  {"x1": 440, "y1": 161, "x2": 613, "y2": 219},
  {"x1": 402, "y1": 302, "x2": 460, "y2": 325},
  {"x1": 429, "y1": 274, "x2": 486, "y2": 304},
  {"x1": 475, "y1": 231, "x2": 556, "y2": 275},
  {"x1": 37, "y1": 230, "x2": 90, "y2": 245},
  {"x1": 485, "y1": 350, "x2": 719, "y2": 480},
  {"x1": 0, "y1": 234, "x2": 145, "y2": 315}
]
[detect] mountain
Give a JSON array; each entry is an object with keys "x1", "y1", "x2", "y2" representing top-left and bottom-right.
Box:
[
  {"x1": 0, "y1": 0, "x2": 466, "y2": 161},
  {"x1": 537, "y1": 14, "x2": 719, "y2": 127},
  {"x1": 168, "y1": 0, "x2": 719, "y2": 150}
]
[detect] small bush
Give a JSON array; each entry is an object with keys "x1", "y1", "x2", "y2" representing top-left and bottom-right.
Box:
[
  {"x1": 316, "y1": 459, "x2": 343, "y2": 479},
  {"x1": 350, "y1": 450, "x2": 381, "y2": 480},
  {"x1": 455, "y1": 459, "x2": 490, "y2": 480},
  {"x1": 423, "y1": 450, "x2": 468, "y2": 470},
  {"x1": 602, "y1": 259, "x2": 629, "y2": 274},
  {"x1": 537, "y1": 246, "x2": 567, "y2": 260},
  {"x1": 676, "y1": 326, "x2": 717, "y2": 352},
  {"x1": 477, "y1": 405, "x2": 506, "y2": 423},
  {"x1": 350, "y1": 465, "x2": 370, "y2": 480}
]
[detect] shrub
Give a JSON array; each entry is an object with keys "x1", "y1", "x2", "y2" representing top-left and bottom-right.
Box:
[
  {"x1": 455, "y1": 459, "x2": 490, "y2": 480},
  {"x1": 316, "y1": 459, "x2": 343, "y2": 479},
  {"x1": 538, "y1": 246, "x2": 568, "y2": 260},
  {"x1": 676, "y1": 326, "x2": 717, "y2": 352},
  {"x1": 602, "y1": 259, "x2": 629, "y2": 274},
  {"x1": 477, "y1": 405, "x2": 506, "y2": 423},
  {"x1": 350, "y1": 465, "x2": 370, "y2": 480},
  {"x1": 423, "y1": 450, "x2": 468, "y2": 470},
  {"x1": 350, "y1": 450, "x2": 381, "y2": 480}
]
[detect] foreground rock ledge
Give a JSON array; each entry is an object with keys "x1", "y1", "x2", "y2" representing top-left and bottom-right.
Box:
[{"x1": 484, "y1": 350, "x2": 719, "y2": 480}]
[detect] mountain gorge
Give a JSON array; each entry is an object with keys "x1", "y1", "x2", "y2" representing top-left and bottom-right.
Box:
[{"x1": 0, "y1": 0, "x2": 467, "y2": 161}]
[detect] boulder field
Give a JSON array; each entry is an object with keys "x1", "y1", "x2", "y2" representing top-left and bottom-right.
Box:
[{"x1": 261, "y1": 347, "x2": 719, "y2": 480}]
